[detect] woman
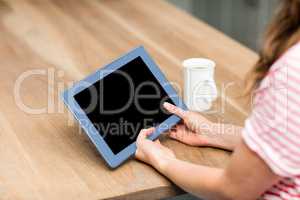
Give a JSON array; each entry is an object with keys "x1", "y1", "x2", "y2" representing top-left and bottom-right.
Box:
[{"x1": 135, "y1": 0, "x2": 300, "y2": 199}]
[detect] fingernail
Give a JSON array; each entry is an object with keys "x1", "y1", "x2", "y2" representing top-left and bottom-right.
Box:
[{"x1": 164, "y1": 102, "x2": 172, "y2": 108}]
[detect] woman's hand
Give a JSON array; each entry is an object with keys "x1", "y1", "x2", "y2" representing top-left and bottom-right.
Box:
[
  {"x1": 164, "y1": 102, "x2": 213, "y2": 134},
  {"x1": 168, "y1": 123, "x2": 212, "y2": 146},
  {"x1": 163, "y1": 102, "x2": 240, "y2": 151},
  {"x1": 135, "y1": 127, "x2": 177, "y2": 171}
]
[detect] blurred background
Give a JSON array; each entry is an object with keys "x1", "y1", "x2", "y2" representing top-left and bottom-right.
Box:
[{"x1": 168, "y1": 0, "x2": 279, "y2": 51}]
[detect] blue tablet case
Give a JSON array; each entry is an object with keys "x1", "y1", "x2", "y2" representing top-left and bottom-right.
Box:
[{"x1": 62, "y1": 46, "x2": 187, "y2": 168}]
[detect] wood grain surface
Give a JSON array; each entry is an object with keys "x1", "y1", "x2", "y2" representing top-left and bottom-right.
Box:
[{"x1": 0, "y1": 0, "x2": 258, "y2": 199}]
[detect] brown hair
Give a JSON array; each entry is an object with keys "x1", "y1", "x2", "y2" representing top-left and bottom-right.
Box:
[{"x1": 246, "y1": 0, "x2": 300, "y2": 92}]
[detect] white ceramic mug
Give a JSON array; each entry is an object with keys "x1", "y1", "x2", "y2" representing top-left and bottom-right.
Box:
[{"x1": 183, "y1": 58, "x2": 218, "y2": 112}]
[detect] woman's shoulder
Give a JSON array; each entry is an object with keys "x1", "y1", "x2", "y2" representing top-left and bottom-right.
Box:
[
  {"x1": 279, "y1": 41, "x2": 300, "y2": 70},
  {"x1": 286, "y1": 40, "x2": 300, "y2": 55},
  {"x1": 267, "y1": 41, "x2": 300, "y2": 86}
]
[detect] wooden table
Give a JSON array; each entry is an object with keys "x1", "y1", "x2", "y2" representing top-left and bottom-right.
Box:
[{"x1": 0, "y1": 0, "x2": 258, "y2": 199}]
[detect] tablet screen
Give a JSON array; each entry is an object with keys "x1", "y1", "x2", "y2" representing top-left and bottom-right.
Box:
[{"x1": 74, "y1": 57, "x2": 174, "y2": 154}]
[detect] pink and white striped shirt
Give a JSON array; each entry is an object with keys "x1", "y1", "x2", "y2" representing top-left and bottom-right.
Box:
[{"x1": 242, "y1": 41, "x2": 300, "y2": 200}]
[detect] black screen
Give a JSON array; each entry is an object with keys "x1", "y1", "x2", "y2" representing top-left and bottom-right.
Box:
[{"x1": 74, "y1": 57, "x2": 173, "y2": 154}]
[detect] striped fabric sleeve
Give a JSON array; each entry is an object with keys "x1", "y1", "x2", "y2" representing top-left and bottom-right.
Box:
[{"x1": 242, "y1": 57, "x2": 300, "y2": 177}]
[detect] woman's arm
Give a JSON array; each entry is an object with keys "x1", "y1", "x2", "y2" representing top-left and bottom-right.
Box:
[
  {"x1": 136, "y1": 130, "x2": 280, "y2": 200},
  {"x1": 157, "y1": 141, "x2": 280, "y2": 200}
]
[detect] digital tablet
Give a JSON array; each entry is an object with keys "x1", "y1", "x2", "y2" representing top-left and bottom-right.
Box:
[{"x1": 62, "y1": 46, "x2": 186, "y2": 168}]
